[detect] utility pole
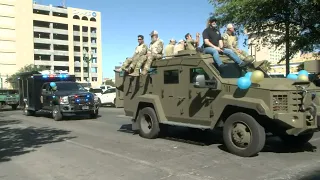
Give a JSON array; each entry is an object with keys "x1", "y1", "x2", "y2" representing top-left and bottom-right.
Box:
[{"x1": 83, "y1": 48, "x2": 93, "y2": 88}]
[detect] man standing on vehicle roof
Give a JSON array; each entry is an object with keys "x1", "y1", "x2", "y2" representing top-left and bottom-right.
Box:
[
  {"x1": 164, "y1": 38, "x2": 176, "y2": 59},
  {"x1": 202, "y1": 17, "x2": 248, "y2": 69},
  {"x1": 129, "y1": 30, "x2": 164, "y2": 76},
  {"x1": 114, "y1": 35, "x2": 148, "y2": 73},
  {"x1": 185, "y1": 32, "x2": 200, "y2": 50}
]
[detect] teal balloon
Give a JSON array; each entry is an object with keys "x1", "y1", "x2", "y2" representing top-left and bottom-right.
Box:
[
  {"x1": 237, "y1": 77, "x2": 252, "y2": 90},
  {"x1": 245, "y1": 72, "x2": 253, "y2": 79},
  {"x1": 298, "y1": 70, "x2": 308, "y2": 76},
  {"x1": 50, "y1": 82, "x2": 56, "y2": 87},
  {"x1": 286, "y1": 74, "x2": 298, "y2": 80}
]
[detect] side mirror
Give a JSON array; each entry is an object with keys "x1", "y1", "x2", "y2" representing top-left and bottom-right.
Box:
[
  {"x1": 193, "y1": 74, "x2": 206, "y2": 88},
  {"x1": 193, "y1": 74, "x2": 217, "y2": 89}
]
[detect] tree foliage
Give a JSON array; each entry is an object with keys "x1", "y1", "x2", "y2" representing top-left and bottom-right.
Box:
[
  {"x1": 7, "y1": 64, "x2": 47, "y2": 88},
  {"x1": 208, "y1": 0, "x2": 320, "y2": 64},
  {"x1": 104, "y1": 80, "x2": 115, "y2": 87}
]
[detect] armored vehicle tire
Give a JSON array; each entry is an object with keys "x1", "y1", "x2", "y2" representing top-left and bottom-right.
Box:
[
  {"x1": 279, "y1": 132, "x2": 314, "y2": 146},
  {"x1": 137, "y1": 107, "x2": 160, "y2": 139},
  {"x1": 52, "y1": 105, "x2": 63, "y2": 121},
  {"x1": 223, "y1": 112, "x2": 266, "y2": 157},
  {"x1": 11, "y1": 104, "x2": 18, "y2": 110},
  {"x1": 90, "y1": 110, "x2": 99, "y2": 119}
]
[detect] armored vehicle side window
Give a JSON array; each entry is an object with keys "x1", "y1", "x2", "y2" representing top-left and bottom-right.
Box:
[
  {"x1": 42, "y1": 83, "x2": 48, "y2": 93},
  {"x1": 164, "y1": 70, "x2": 179, "y2": 84},
  {"x1": 190, "y1": 68, "x2": 210, "y2": 83}
]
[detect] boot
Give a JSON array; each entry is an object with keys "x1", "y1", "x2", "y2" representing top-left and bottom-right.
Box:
[
  {"x1": 128, "y1": 69, "x2": 140, "y2": 77},
  {"x1": 253, "y1": 60, "x2": 268, "y2": 68}
]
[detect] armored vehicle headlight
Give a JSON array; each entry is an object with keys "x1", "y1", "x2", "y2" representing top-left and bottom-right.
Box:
[
  {"x1": 60, "y1": 96, "x2": 69, "y2": 104},
  {"x1": 273, "y1": 97, "x2": 279, "y2": 105}
]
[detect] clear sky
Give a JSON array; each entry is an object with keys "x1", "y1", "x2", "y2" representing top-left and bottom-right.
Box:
[{"x1": 40, "y1": 0, "x2": 248, "y2": 79}]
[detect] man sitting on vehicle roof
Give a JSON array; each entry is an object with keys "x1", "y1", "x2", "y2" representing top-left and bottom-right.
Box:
[
  {"x1": 129, "y1": 30, "x2": 164, "y2": 76},
  {"x1": 202, "y1": 16, "x2": 248, "y2": 69}
]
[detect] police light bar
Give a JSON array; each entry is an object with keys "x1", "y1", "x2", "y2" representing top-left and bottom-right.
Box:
[{"x1": 42, "y1": 74, "x2": 69, "y2": 78}]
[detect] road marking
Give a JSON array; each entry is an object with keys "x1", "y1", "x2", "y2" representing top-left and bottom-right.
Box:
[
  {"x1": 64, "y1": 139, "x2": 207, "y2": 180},
  {"x1": 116, "y1": 115, "x2": 128, "y2": 118},
  {"x1": 64, "y1": 139, "x2": 173, "y2": 178}
]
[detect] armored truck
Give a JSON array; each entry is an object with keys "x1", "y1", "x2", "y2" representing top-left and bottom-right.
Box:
[
  {"x1": 117, "y1": 50, "x2": 320, "y2": 157},
  {"x1": 0, "y1": 89, "x2": 19, "y2": 110},
  {"x1": 18, "y1": 71, "x2": 100, "y2": 121}
]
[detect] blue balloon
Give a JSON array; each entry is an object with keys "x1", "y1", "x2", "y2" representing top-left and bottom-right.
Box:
[
  {"x1": 50, "y1": 82, "x2": 56, "y2": 87},
  {"x1": 298, "y1": 70, "x2": 308, "y2": 76},
  {"x1": 286, "y1": 74, "x2": 298, "y2": 80},
  {"x1": 245, "y1": 72, "x2": 253, "y2": 79},
  {"x1": 237, "y1": 77, "x2": 252, "y2": 90}
]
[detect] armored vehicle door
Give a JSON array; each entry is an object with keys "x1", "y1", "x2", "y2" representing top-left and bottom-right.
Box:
[
  {"x1": 41, "y1": 83, "x2": 51, "y2": 110},
  {"x1": 161, "y1": 67, "x2": 185, "y2": 119},
  {"x1": 187, "y1": 66, "x2": 221, "y2": 125}
]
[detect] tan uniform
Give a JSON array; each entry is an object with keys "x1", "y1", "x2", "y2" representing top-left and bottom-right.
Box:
[
  {"x1": 130, "y1": 39, "x2": 164, "y2": 76},
  {"x1": 185, "y1": 39, "x2": 196, "y2": 50},
  {"x1": 173, "y1": 43, "x2": 185, "y2": 55},
  {"x1": 222, "y1": 32, "x2": 254, "y2": 63},
  {"x1": 164, "y1": 44, "x2": 174, "y2": 58},
  {"x1": 120, "y1": 43, "x2": 148, "y2": 70}
]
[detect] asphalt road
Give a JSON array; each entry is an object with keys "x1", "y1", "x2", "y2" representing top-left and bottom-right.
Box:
[{"x1": 0, "y1": 107, "x2": 320, "y2": 180}]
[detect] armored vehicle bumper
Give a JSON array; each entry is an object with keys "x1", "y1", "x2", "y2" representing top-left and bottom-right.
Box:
[
  {"x1": 59, "y1": 103, "x2": 99, "y2": 116},
  {"x1": 274, "y1": 112, "x2": 320, "y2": 135}
]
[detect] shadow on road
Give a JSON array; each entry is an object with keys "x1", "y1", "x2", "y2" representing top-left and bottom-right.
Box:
[
  {"x1": 119, "y1": 124, "x2": 318, "y2": 155},
  {"x1": 297, "y1": 170, "x2": 320, "y2": 180},
  {"x1": 0, "y1": 119, "x2": 76, "y2": 162},
  {"x1": 34, "y1": 111, "x2": 102, "y2": 121}
]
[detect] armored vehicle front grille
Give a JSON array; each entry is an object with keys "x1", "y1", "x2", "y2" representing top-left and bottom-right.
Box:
[
  {"x1": 290, "y1": 92, "x2": 302, "y2": 112},
  {"x1": 69, "y1": 95, "x2": 93, "y2": 105},
  {"x1": 272, "y1": 94, "x2": 288, "y2": 111},
  {"x1": 5, "y1": 97, "x2": 16, "y2": 101}
]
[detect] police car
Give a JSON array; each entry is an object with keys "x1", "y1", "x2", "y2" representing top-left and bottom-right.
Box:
[{"x1": 18, "y1": 70, "x2": 100, "y2": 121}]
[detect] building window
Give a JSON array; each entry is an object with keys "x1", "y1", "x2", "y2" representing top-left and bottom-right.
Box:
[
  {"x1": 92, "y1": 58, "x2": 97, "y2": 63},
  {"x1": 81, "y1": 16, "x2": 88, "y2": 21},
  {"x1": 90, "y1": 17, "x2": 96, "y2": 22},
  {"x1": 91, "y1": 67, "x2": 97, "y2": 73},
  {"x1": 73, "y1": 15, "x2": 80, "y2": 19},
  {"x1": 164, "y1": 70, "x2": 179, "y2": 84},
  {"x1": 92, "y1": 77, "x2": 97, "y2": 81}
]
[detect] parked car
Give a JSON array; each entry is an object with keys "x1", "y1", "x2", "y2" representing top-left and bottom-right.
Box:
[
  {"x1": 89, "y1": 88, "x2": 103, "y2": 97},
  {"x1": 99, "y1": 87, "x2": 116, "y2": 106},
  {"x1": 100, "y1": 85, "x2": 114, "y2": 93}
]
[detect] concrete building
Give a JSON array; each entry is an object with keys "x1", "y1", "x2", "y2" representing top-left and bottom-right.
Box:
[{"x1": 0, "y1": 0, "x2": 102, "y2": 88}]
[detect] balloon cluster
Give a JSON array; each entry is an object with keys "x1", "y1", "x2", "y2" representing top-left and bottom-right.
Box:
[
  {"x1": 286, "y1": 70, "x2": 309, "y2": 81},
  {"x1": 50, "y1": 82, "x2": 57, "y2": 91},
  {"x1": 237, "y1": 70, "x2": 264, "y2": 90}
]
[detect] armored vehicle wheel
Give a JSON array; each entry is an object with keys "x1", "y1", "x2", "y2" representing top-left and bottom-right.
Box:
[
  {"x1": 52, "y1": 105, "x2": 63, "y2": 121},
  {"x1": 279, "y1": 132, "x2": 314, "y2": 146},
  {"x1": 90, "y1": 109, "x2": 99, "y2": 119},
  {"x1": 137, "y1": 107, "x2": 160, "y2": 139},
  {"x1": 223, "y1": 112, "x2": 266, "y2": 157}
]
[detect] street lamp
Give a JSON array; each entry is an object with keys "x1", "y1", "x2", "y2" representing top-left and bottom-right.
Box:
[{"x1": 83, "y1": 48, "x2": 94, "y2": 87}]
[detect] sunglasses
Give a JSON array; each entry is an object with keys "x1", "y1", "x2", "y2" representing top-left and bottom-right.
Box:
[{"x1": 138, "y1": 39, "x2": 143, "y2": 40}]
